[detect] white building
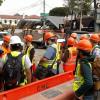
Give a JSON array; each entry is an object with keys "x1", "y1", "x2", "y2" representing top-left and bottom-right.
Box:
[{"x1": 0, "y1": 15, "x2": 40, "y2": 26}]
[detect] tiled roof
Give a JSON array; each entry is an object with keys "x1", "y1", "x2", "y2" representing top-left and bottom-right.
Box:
[{"x1": 0, "y1": 15, "x2": 40, "y2": 19}]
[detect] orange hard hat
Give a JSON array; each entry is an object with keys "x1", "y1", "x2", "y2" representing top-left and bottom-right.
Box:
[
  {"x1": 71, "y1": 33, "x2": 77, "y2": 38},
  {"x1": 67, "y1": 37, "x2": 75, "y2": 46},
  {"x1": 24, "y1": 35, "x2": 33, "y2": 42},
  {"x1": 3, "y1": 35, "x2": 11, "y2": 42},
  {"x1": 44, "y1": 32, "x2": 55, "y2": 41},
  {"x1": 80, "y1": 34, "x2": 88, "y2": 40},
  {"x1": 90, "y1": 34, "x2": 100, "y2": 42},
  {"x1": 78, "y1": 40, "x2": 92, "y2": 51}
]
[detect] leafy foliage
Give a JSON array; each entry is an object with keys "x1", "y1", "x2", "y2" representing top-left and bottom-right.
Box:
[
  {"x1": 0, "y1": 0, "x2": 3, "y2": 6},
  {"x1": 49, "y1": 7, "x2": 69, "y2": 16},
  {"x1": 64, "y1": 0, "x2": 92, "y2": 15}
]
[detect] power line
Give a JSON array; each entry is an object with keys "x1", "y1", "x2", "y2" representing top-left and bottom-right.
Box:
[{"x1": 17, "y1": 0, "x2": 43, "y2": 12}]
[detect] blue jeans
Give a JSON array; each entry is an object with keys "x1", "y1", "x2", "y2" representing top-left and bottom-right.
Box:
[{"x1": 83, "y1": 95, "x2": 94, "y2": 100}]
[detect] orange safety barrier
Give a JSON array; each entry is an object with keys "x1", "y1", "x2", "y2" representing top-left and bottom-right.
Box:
[{"x1": 0, "y1": 71, "x2": 74, "y2": 100}]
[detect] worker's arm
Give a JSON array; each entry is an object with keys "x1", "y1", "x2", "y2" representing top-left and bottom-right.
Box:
[
  {"x1": 25, "y1": 68, "x2": 32, "y2": 83},
  {"x1": 30, "y1": 48, "x2": 35, "y2": 62},
  {"x1": 39, "y1": 46, "x2": 56, "y2": 63},
  {"x1": 75, "y1": 61, "x2": 93, "y2": 97},
  {"x1": 62, "y1": 49, "x2": 69, "y2": 63},
  {"x1": 24, "y1": 55, "x2": 32, "y2": 83}
]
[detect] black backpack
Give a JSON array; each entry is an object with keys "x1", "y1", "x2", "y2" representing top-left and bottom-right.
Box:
[{"x1": 3, "y1": 53, "x2": 24, "y2": 86}]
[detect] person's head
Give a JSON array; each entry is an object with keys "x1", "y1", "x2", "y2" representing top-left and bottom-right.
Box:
[
  {"x1": 10, "y1": 36, "x2": 23, "y2": 51},
  {"x1": 24, "y1": 34, "x2": 33, "y2": 45},
  {"x1": 3, "y1": 35, "x2": 11, "y2": 47},
  {"x1": 67, "y1": 37, "x2": 75, "y2": 47},
  {"x1": 90, "y1": 34, "x2": 100, "y2": 46},
  {"x1": 71, "y1": 33, "x2": 77, "y2": 39},
  {"x1": 80, "y1": 34, "x2": 88, "y2": 40},
  {"x1": 44, "y1": 32, "x2": 56, "y2": 45},
  {"x1": 77, "y1": 39, "x2": 92, "y2": 58}
]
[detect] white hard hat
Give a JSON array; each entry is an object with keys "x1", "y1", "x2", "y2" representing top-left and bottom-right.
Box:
[{"x1": 10, "y1": 36, "x2": 23, "y2": 45}]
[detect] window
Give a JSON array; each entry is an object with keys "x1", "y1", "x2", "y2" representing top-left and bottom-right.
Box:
[
  {"x1": 4, "y1": 20, "x2": 7, "y2": 23},
  {"x1": 9, "y1": 20, "x2": 12, "y2": 24},
  {"x1": 15, "y1": 20, "x2": 17, "y2": 24}
]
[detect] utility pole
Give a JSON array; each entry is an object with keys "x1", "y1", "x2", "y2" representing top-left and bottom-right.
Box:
[
  {"x1": 43, "y1": 0, "x2": 46, "y2": 29},
  {"x1": 79, "y1": 0, "x2": 83, "y2": 31},
  {"x1": 43, "y1": 0, "x2": 46, "y2": 45},
  {"x1": 94, "y1": 0, "x2": 97, "y2": 32},
  {"x1": 94, "y1": 0, "x2": 100, "y2": 32}
]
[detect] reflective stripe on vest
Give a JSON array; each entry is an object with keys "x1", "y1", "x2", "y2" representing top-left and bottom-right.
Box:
[
  {"x1": 56, "y1": 42, "x2": 61, "y2": 60},
  {"x1": 63, "y1": 47, "x2": 77, "y2": 71},
  {"x1": 26, "y1": 45, "x2": 32, "y2": 56},
  {"x1": 41, "y1": 43, "x2": 58, "y2": 69},
  {"x1": 73, "y1": 63, "x2": 92, "y2": 91},
  {"x1": 25, "y1": 44, "x2": 35, "y2": 64}
]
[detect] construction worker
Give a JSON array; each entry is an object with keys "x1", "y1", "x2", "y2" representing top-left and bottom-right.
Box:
[
  {"x1": 1, "y1": 35, "x2": 11, "y2": 55},
  {"x1": 0, "y1": 49, "x2": 4, "y2": 91},
  {"x1": 80, "y1": 34, "x2": 88, "y2": 40},
  {"x1": 73, "y1": 39, "x2": 94, "y2": 100},
  {"x1": 35, "y1": 32, "x2": 59, "y2": 79},
  {"x1": 62, "y1": 37, "x2": 77, "y2": 72},
  {"x1": 90, "y1": 34, "x2": 100, "y2": 57},
  {"x1": 24, "y1": 34, "x2": 36, "y2": 81},
  {"x1": 1, "y1": 36, "x2": 32, "y2": 90},
  {"x1": 53, "y1": 40, "x2": 94, "y2": 100},
  {"x1": 70, "y1": 33, "x2": 78, "y2": 47}
]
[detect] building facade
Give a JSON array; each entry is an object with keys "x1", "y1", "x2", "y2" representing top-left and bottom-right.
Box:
[{"x1": 0, "y1": 15, "x2": 40, "y2": 26}]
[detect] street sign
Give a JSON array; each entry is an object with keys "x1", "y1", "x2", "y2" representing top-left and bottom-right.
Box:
[{"x1": 40, "y1": 13, "x2": 49, "y2": 17}]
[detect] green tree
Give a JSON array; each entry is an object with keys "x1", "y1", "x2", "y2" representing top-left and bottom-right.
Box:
[
  {"x1": 0, "y1": 0, "x2": 3, "y2": 6},
  {"x1": 63, "y1": 0, "x2": 92, "y2": 15},
  {"x1": 49, "y1": 7, "x2": 69, "y2": 16}
]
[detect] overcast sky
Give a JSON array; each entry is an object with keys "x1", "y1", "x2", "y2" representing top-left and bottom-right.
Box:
[{"x1": 0, "y1": 0, "x2": 64, "y2": 15}]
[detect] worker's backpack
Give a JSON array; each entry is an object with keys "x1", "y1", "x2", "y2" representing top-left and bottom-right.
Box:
[{"x1": 3, "y1": 53, "x2": 24, "y2": 87}]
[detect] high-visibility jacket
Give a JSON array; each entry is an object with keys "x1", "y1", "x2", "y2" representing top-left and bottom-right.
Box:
[
  {"x1": 73, "y1": 62, "x2": 92, "y2": 91},
  {"x1": 40, "y1": 43, "x2": 59, "y2": 70},
  {"x1": 24, "y1": 44, "x2": 35, "y2": 64},
  {"x1": 1, "y1": 45, "x2": 11, "y2": 55},
  {"x1": 63, "y1": 47, "x2": 77, "y2": 72},
  {"x1": 4, "y1": 51, "x2": 27, "y2": 86},
  {"x1": 56, "y1": 42, "x2": 62, "y2": 60}
]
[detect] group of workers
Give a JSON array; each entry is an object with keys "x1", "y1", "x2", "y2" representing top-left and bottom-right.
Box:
[{"x1": 0, "y1": 31, "x2": 100, "y2": 100}]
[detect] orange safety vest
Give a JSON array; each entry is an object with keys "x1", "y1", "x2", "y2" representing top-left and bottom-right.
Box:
[
  {"x1": 63, "y1": 47, "x2": 77, "y2": 72},
  {"x1": 1, "y1": 45, "x2": 11, "y2": 55},
  {"x1": 74, "y1": 40, "x2": 78, "y2": 47}
]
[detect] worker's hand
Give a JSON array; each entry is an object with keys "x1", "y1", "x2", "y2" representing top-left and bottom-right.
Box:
[
  {"x1": 78, "y1": 96, "x2": 83, "y2": 100},
  {"x1": 74, "y1": 93, "x2": 83, "y2": 100}
]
